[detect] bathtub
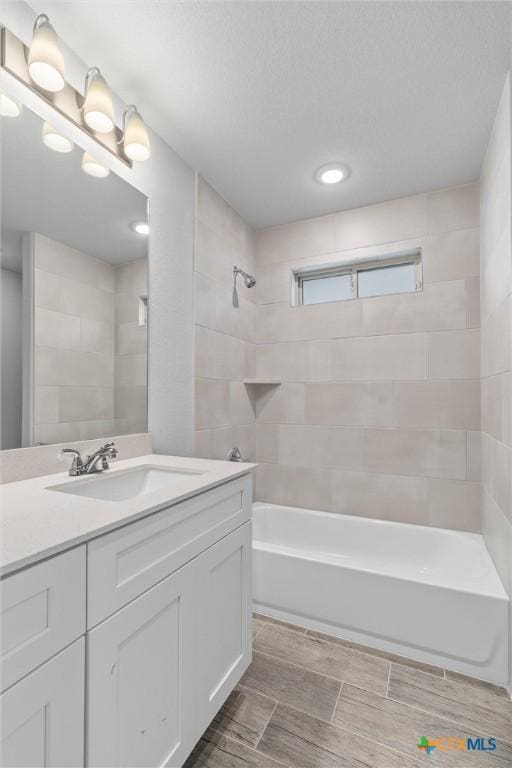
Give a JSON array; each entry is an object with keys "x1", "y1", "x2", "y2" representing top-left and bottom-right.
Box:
[{"x1": 252, "y1": 502, "x2": 509, "y2": 685}]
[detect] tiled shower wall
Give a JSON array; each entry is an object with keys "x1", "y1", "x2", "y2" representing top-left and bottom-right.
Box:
[
  {"x1": 193, "y1": 177, "x2": 257, "y2": 461},
  {"x1": 33, "y1": 233, "x2": 148, "y2": 445},
  {"x1": 480, "y1": 74, "x2": 512, "y2": 609},
  {"x1": 253, "y1": 185, "x2": 481, "y2": 530}
]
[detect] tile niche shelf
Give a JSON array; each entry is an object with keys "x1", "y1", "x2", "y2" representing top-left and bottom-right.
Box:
[{"x1": 242, "y1": 379, "x2": 281, "y2": 385}]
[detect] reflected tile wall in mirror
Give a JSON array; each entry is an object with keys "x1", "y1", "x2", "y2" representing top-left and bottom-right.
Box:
[{"x1": 0, "y1": 103, "x2": 149, "y2": 449}]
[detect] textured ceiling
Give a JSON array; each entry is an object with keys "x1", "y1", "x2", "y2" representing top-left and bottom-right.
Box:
[{"x1": 28, "y1": 1, "x2": 511, "y2": 228}]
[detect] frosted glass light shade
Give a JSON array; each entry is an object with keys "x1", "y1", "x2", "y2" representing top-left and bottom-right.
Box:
[
  {"x1": 124, "y1": 109, "x2": 151, "y2": 162},
  {"x1": 0, "y1": 92, "x2": 22, "y2": 117},
  {"x1": 82, "y1": 152, "x2": 110, "y2": 178},
  {"x1": 42, "y1": 121, "x2": 73, "y2": 153},
  {"x1": 28, "y1": 17, "x2": 65, "y2": 92},
  {"x1": 83, "y1": 71, "x2": 114, "y2": 134}
]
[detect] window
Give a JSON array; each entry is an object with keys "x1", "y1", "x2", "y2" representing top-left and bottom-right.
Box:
[{"x1": 295, "y1": 251, "x2": 421, "y2": 306}]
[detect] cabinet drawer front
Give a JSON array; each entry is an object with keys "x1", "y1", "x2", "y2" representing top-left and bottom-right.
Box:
[
  {"x1": 87, "y1": 562, "x2": 196, "y2": 768},
  {"x1": 1, "y1": 638, "x2": 85, "y2": 768},
  {"x1": 87, "y1": 475, "x2": 252, "y2": 627},
  {"x1": 1, "y1": 547, "x2": 86, "y2": 692}
]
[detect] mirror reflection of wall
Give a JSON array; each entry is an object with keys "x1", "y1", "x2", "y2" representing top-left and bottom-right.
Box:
[{"x1": 0, "y1": 103, "x2": 149, "y2": 450}]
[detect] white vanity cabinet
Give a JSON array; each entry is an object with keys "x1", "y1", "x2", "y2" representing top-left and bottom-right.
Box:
[{"x1": 1, "y1": 470, "x2": 253, "y2": 768}]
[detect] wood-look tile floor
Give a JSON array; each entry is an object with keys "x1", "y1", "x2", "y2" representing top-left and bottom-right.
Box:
[{"x1": 185, "y1": 614, "x2": 512, "y2": 768}]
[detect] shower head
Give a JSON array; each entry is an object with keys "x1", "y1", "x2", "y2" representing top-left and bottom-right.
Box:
[
  {"x1": 233, "y1": 266, "x2": 256, "y2": 289},
  {"x1": 232, "y1": 266, "x2": 256, "y2": 307}
]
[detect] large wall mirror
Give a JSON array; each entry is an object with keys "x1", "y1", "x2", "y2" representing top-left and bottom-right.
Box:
[{"x1": 1, "y1": 103, "x2": 149, "y2": 449}]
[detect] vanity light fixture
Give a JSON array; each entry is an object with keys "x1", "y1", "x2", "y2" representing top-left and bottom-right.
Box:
[
  {"x1": 0, "y1": 92, "x2": 22, "y2": 117},
  {"x1": 28, "y1": 14, "x2": 65, "y2": 93},
  {"x1": 83, "y1": 67, "x2": 115, "y2": 134},
  {"x1": 315, "y1": 163, "x2": 350, "y2": 185},
  {"x1": 123, "y1": 105, "x2": 151, "y2": 162},
  {"x1": 81, "y1": 151, "x2": 110, "y2": 178},
  {"x1": 42, "y1": 121, "x2": 73, "y2": 153},
  {"x1": 131, "y1": 221, "x2": 149, "y2": 235}
]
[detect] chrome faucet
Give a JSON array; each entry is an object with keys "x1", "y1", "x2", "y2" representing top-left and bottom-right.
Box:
[{"x1": 61, "y1": 442, "x2": 118, "y2": 476}]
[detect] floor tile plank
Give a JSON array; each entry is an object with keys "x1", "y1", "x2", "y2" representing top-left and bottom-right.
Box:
[
  {"x1": 305, "y1": 629, "x2": 444, "y2": 677},
  {"x1": 258, "y1": 703, "x2": 422, "y2": 768},
  {"x1": 241, "y1": 651, "x2": 341, "y2": 722},
  {"x1": 184, "y1": 731, "x2": 285, "y2": 768},
  {"x1": 388, "y1": 664, "x2": 512, "y2": 743},
  {"x1": 334, "y1": 683, "x2": 512, "y2": 767},
  {"x1": 209, "y1": 685, "x2": 277, "y2": 747},
  {"x1": 255, "y1": 623, "x2": 390, "y2": 696}
]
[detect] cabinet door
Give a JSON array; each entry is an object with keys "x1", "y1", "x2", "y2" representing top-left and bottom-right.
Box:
[
  {"x1": 196, "y1": 522, "x2": 252, "y2": 734},
  {"x1": 1, "y1": 638, "x2": 85, "y2": 768},
  {"x1": 87, "y1": 561, "x2": 195, "y2": 768}
]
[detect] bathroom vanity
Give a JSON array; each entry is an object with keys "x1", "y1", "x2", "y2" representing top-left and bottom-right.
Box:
[{"x1": 0, "y1": 454, "x2": 255, "y2": 767}]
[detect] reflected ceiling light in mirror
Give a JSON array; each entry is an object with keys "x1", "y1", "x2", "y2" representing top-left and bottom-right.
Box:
[
  {"x1": 0, "y1": 92, "x2": 22, "y2": 117},
  {"x1": 83, "y1": 67, "x2": 115, "y2": 134},
  {"x1": 81, "y1": 151, "x2": 110, "y2": 178},
  {"x1": 42, "y1": 121, "x2": 73, "y2": 153},
  {"x1": 28, "y1": 14, "x2": 65, "y2": 93},
  {"x1": 123, "y1": 105, "x2": 151, "y2": 162},
  {"x1": 131, "y1": 221, "x2": 149, "y2": 235},
  {"x1": 314, "y1": 163, "x2": 350, "y2": 185}
]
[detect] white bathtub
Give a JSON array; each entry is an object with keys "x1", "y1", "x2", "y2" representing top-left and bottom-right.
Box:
[{"x1": 252, "y1": 502, "x2": 510, "y2": 685}]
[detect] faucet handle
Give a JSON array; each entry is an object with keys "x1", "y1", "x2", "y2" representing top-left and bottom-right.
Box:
[{"x1": 60, "y1": 448, "x2": 84, "y2": 476}]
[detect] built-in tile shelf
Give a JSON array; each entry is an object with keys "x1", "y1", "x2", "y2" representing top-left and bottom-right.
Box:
[{"x1": 243, "y1": 379, "x2": 281, "y2": 385}]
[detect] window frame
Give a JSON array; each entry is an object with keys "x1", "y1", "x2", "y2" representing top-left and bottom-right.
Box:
[{"x1": 294, "y1": 250, "x2": 422, "y2": 306}]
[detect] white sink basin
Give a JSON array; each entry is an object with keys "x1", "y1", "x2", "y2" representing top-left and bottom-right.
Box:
[{"x1": 48, "y1": 465, "x2": 206, "y2": 502}]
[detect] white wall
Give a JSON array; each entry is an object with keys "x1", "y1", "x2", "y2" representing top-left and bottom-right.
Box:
[
  {"x1": 0, "y1": 268, "x2": 23, "y2": 449},
  {"x1": 0, "y1": 1, "x2": 196, "y2": 457}
]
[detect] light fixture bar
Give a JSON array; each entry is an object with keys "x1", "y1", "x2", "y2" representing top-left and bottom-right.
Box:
[{"x1": 0, "y1": 25, "x2": 132, "y2": 167}]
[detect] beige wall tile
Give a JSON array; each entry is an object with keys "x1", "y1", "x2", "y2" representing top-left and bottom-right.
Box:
[
  {"x1": 196, "y1": 177, "x2": 227, "y2": 236},
  {"x1": 81, "y1": 317, "x2": 115, "y2": 356},
  {"x1": 195, "y1": 326, "x2": 245, "y2": 381},
  {"x1": 333, "y1": 334, "x2": 427, "y2": 382},
  {"x1": 229, "y1": 382, "x2": 255, "y2": 425},
  {"x1": 278, "y1": 425, "x2": 365, "y2": 471},
  {"x1": 195, "y1": 378, "x2": 230, "y2": 429},
  {"x1": 482, "y1": 372, "x2": 511, "y2": 446},
  {"x1": 427, "y1": 479, "x2": 480, "y2": 532},
  {"x1": 115, "y1": 259, "x2": 147, "y2": 295},
  {"x1": 35, "y1": 308, "x2": 81, "y2": 350},
  {"x1": 306, "y1": 382, "x2": 395, "y2": 427},
  {"x1": 255, "y1": 424, "x2": 279, "y2": 463},
  {"x1": 255, "y1": 462, "x2": 332, "y2": 511},
  {"x1": 115, "y1": 291, "x2": 140, "y2": 324},
  {"x1": 116, "y1": 322, "x2": 147, "y2": 356},
  {"x1": 429, "y1": 184, "x2": 479, "y2": 235},
  {"x1": 34, "y1": 269, "x2": 61, "y2": 311},
  {"x1": 422, "y1": 228, "x2": 480, "y2": 284},
  {"x1": 363, "y1": 280, "x2": 467, "y2": 336},
  {"x1": 465, "y1": 277, "x2": 481, "y2": 329},
  {"x1": 481, "y1": 227, "x2": 512, "y2": 321},
  {"x1": 256, "y1": 341, "x2": 333, "y2": 382},
  {"x1": 365, "y1": 428, "x2": 467, "y2": 480},
  {"x1": 428, "y1": 329, "x2": 480, "y2": 379},
  {"x1": 59, "y1": 278, "x2": 114, "y2": 325},
  {"x1": 482, "y1": 490, "x2": 511, "y2": 591},
  {"x1": 35, "y1": 347, "x2": 114, "y2": 388},
  {"x1": 34, "y1": 421, "x2": 81, "y2": 445},
  {"x1": 467, "y1": 431, "x2": 481, "y2": 482},
  {"x1": 256, "y1": 215, "x2": 335, "y2": 265},
  {"x1": 59, "y1": 386, "x2": 114, "y2": 422},
  {"x1": 34, "y1": 233, "x2": 107, "y2": 287},
  {"x1": 115, "y1": 354, "x2": 147, "y2": 388},
  {"x1": 482, "y1": 295, "x2": 511, "y2": 377},
  {"x1": 331, "y1": 470, "x2": 428, "y2": 524},
  {"x1": 333, "y1": 194, "x2": 428, "y2": 252},
  {"x1": 395, "y1": 380, "x2": 480, "y2": 430},
  {"x1": 482, "y1": 433, "x2": 512, "y2": 521},
  {"x1": 262, "y1": 300, "x2": 364, "y2": 343},
  {"x1": 34, "y1": 386, "x2": 59, "y2": 425},
  {"x1": 255, "y1": 383, "x2": 306, "y2": 424},
  {"x1": 114, "y1": 386, "x2": 147, "y2": 423}
]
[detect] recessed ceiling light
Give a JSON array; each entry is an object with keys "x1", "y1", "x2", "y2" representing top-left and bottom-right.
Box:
[
  {"x1": 131, "y1": 221, "x2": 149, "y2": 235},
  {"x1": 315, "y1": 163, "x2": 350, "y2": 185}
]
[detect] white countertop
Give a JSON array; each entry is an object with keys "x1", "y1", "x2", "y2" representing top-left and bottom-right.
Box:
[{"x1": 0, "y1": 454, "x2": 256, "y2": 577}]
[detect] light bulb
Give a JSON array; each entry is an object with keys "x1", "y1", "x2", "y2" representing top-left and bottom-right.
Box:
[
  {"x1": 123, "y1": 106, "x2": 151, "y2": 162},
  {"x1": 83, "y1": 68, "x2": 114, "y2": 134},
  {"x1": 82, "y1": 152, "x2": 109, "y2": 178},
  {"x1": 314, "y1": 163, "x2": 350, "y2": 185},
  {"x1": 0, "y1": 92, "x2": 22, "y2": 117},
  {"x1": 131, "y1": 221, "x2": 149, "y2": 235},
  {"x1": 28, "y1": 14, "x2": 65, "y2": 92},
  {"x1": 42, "y1": 122, "x2": 73, "y2": 153}
]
